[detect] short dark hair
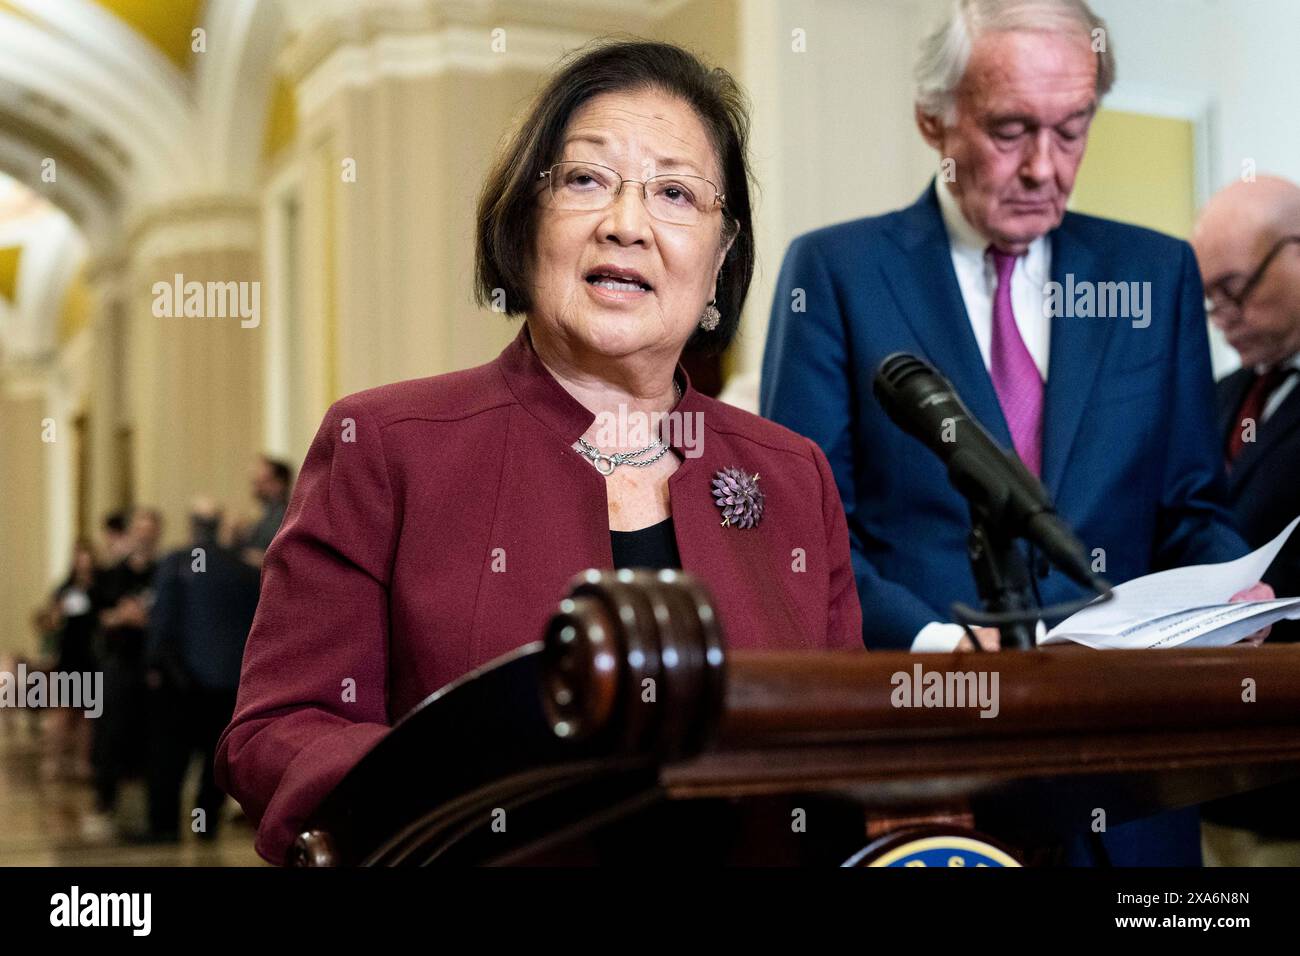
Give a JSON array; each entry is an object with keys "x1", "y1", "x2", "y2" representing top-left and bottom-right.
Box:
[
  {"x1": 262, "y1": 456, "x2": 293, "y2": 489},
  {"x1": 475, "y1": 39, "x2": 755, "y2": 356}
]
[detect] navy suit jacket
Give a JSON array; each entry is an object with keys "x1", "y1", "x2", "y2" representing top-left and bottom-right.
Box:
[
  {"x1": 1203, "y1": 367, "x2": 1300, "y2": 836},
  {"x1": 762, "y1": 184, "x2": 1248, "y2": 650},
  {"x1": 1218, "y1": 367, "x2": 1300, "y2": 641},
  {"x1": 148, "y1": 541, "x2": 261, "y2": 692}
]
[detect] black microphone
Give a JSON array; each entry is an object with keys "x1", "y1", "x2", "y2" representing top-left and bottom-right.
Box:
[{"x1": 873, "y1": 352, "x2": 1103, "y2": 593}]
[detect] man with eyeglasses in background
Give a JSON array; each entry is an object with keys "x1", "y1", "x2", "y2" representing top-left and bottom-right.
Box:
[
  {"x1": 1194, "y1": 175, "x2": 1300, "y2": 645},
  {"x1": 1192, "y1": 174, "x2": 1300, "y2": 865}
]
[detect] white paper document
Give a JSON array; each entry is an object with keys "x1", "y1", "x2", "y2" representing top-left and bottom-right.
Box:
[{"x1": 1041, "y1": 515, "x2": 1300, "y2": 649}]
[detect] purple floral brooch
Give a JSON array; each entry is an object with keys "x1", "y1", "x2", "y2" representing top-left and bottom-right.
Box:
[{"x1": 712, "y1": 467, "x2": 765, "y2": 529}]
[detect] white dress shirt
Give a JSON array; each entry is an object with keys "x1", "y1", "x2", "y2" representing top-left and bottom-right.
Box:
[
  {"x1": 911, "y1": 184, "x2": 1053, "y2": 653},
  {"x1": 1260, "y1": 353, "x2": 1300, "y2": 423}
]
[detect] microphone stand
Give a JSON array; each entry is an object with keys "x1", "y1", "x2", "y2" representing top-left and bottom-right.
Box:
[
  {"x1": 966, "y1": 503, "x2": 1038, "y2": 651},
  {"x1": 872, "y1": 354, "x2": 1114, "y2": 649}
]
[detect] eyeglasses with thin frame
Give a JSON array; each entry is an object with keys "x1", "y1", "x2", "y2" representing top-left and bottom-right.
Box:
[
  {"x1": 1204, "y1": 235, "x2": 1300, "y2": 318},
  {"x1": 538, "y1": 161, "x2": 725, "y2": 226}
]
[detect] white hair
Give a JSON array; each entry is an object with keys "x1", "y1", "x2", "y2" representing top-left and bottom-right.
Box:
[{"x1": 916, "y1": 0, "x2": 1116, "y2": 124}]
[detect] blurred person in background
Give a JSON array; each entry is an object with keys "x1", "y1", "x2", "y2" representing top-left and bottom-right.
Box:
[
  {"x1": 1193, "y1": 175, "x2": 1300, "y2": 862},
  {"x1": 235, "y1": 456, "x2": 293, "y2": 568},
  {"x1": 138, "y1": 498, "x2": 260, "y2": 844},
  {"x1": 1194, "y1": 175, "x2": 1300, "y2": 640},
  {"x1": 41, "y1": 540, "x2": 101, "y2": 780},
  {"x1": 85, "y1": 507, "x2": 162, "y2": 839},
  {"x1": 100, "y1": 510, "x2": 133, "y2": 566}
]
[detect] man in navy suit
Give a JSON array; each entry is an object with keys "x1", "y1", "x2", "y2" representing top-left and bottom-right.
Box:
[{"x1": 761, "y1": 0, "x2": 1272, "y2": 865}]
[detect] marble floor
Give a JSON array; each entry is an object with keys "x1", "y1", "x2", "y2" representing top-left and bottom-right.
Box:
[{"x1": 0, "y1": 712, "x2": 264, "y2": 867}]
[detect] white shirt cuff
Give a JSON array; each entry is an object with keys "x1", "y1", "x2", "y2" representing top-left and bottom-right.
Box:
[
  {"x1": 910, "y1": 620, "x2": 1048, "y2": 652},
  {"x1": 910, "y1": 622, "x2": 968, "y2": 653}
]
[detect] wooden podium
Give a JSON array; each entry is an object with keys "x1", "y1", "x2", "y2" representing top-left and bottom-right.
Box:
[{"x1": 290, "y1": 570, "x2": 1300, "y2": 866}]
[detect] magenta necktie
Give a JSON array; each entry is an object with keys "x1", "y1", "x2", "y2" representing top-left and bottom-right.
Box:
[{"x1": 988, "y1": 248, "x2": 1044, "y2": 476}]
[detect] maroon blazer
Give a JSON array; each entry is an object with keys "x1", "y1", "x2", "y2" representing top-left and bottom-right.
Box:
[{"x1": 216, "y1": 325, "x2": 864, "y2": 863}]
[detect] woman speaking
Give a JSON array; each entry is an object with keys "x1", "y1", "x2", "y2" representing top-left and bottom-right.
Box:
[{"x1": 216, "y1": 40, "x2": 863, "y2": 865}]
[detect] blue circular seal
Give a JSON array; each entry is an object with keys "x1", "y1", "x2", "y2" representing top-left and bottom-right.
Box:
[{"x1": 844, "y1": 830, "x2": 1021, "y2": 867}]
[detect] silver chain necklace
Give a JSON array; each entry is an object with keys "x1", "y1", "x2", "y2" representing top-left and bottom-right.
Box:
[{"x1": 575, "y1": 381, "x2": 681, "y2": 476}]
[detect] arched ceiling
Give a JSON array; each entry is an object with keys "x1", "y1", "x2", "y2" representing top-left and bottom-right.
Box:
[
  {"x1": 92, "y1": 0, "x2": 208, "y2": 71},
  {"x1": 0, "y1": 170, "x2": 85, "y2": 362},
  {"x1": 0, "y1": 0, "x2": 283, "y2": 370},
  {"x1": 0, "y1": 0, "x2": 283, "y2": 251}
]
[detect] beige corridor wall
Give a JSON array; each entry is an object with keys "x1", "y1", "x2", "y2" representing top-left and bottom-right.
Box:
[{"x1": 1072, "y1": 109, "x2": 1198, "y2": 239}]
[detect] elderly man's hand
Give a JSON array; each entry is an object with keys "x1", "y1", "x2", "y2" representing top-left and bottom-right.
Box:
[
  {"x1": 956, "y1": 626, "x2": 1001, "y2": 652},
  {"x1": 1230, "y1": 582, "x2": 1276, "y2": 645}
]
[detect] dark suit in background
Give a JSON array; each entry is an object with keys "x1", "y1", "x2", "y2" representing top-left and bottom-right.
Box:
[
  {"x1": 90, "y1": 557, "x2": 156, "y2": 814},
  {"x1": 1216, "y1": 366, "x2": 1300, "y2": 641},
  {"x1": 145, "y1": 538, "x2": 260, "y2": 839},
  {"x1": 1204, "y1": 365, "x2": 1300, "y2": 838}
]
